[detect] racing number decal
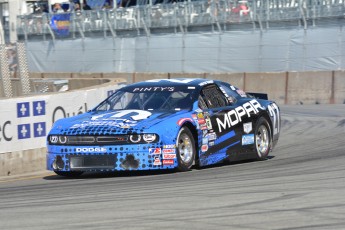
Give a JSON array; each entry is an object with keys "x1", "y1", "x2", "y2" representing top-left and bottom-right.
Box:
[{"x1": 268, "y1": 103, "x2": 280, "y2": 135}]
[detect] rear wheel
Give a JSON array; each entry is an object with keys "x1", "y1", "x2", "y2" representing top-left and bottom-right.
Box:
[
  {"x1": 255, "y1": 117, "x2": 272, "y2": 160},
  {"x1": 54, "y1": 171, "x2": 84, "y2": 177},
  {"x1": 176, "y1": 127, "x2": 196, "y2": 171}
]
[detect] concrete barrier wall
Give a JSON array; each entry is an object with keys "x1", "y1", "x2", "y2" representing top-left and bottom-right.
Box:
[
  {"x1": 335, "y1": 70, "x2": 345, "y2": 104},
  {"x1": 0, "y1": 148, "x2": 46, "y2": 177}
]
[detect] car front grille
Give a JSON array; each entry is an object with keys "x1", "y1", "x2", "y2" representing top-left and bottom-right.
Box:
[{"x1": 69, "y1": 155, "x2": 117, "y2": 170}]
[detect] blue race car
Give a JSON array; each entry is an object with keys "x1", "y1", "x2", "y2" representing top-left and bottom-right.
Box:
[{"x1": 47, "y1": 78, "x2": 280, "y2": 177}]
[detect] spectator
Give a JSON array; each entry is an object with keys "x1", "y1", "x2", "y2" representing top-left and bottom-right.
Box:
[
  {"x1": 7, "y1": 47, "x2": 18, "y2": 78},
  {"x1": 231, "y1": 1, "x2": 249, "y2": 16},
  {"x1": 83, "y1": 0, "x2": 92, "y2": 10},
  {"x1": 52, "y1": 3, "x2": 64, "y2": 13}
]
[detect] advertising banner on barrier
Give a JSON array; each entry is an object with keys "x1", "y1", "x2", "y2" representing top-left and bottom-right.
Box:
[{"x1": 0, "y1": 84, "x2": 121, "y2": 154}]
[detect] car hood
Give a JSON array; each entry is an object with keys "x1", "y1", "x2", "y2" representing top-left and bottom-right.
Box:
[{"x1": 50, "y1": 109, "x2": 192, "y2": 135}]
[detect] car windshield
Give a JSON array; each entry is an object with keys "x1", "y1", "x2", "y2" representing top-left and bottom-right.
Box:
[{"x1": 95, "y1": 88, "x2": 195, "y2": 111}]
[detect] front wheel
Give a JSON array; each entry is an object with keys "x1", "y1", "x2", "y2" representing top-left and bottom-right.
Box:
[
  {"x1": 255, "y1": 117, "x2": 272, "y2": 160},
  {"x1": 54, "y1": 171, "x2": 84, "y2": 177},
  {"x1": 176, "y1": 127, "x2": 196, "y2": 172}
]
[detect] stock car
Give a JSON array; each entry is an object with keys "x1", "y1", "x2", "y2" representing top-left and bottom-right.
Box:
[{"x1": 47, "y1": 78, "x2": 280, "y2": 177}]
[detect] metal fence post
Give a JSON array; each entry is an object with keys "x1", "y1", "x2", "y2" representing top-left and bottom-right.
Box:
[
  {"x1": 16, "y1": 42, "x2": 31, "y2": 95},
  {"x1": 0, "y1": 44, "x2": 13, "y2": 98}
]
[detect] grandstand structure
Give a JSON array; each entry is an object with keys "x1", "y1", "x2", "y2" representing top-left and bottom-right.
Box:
[{"x1": 16, "y1": 0, "x2": 345, "y2": 39}]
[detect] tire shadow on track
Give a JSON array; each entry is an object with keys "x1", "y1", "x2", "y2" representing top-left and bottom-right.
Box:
[{"x1": 42, "y1": 155, "x2": 275, "y2": 180}]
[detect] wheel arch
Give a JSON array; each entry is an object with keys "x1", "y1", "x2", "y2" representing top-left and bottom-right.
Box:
[
  {"x1": 180, "y1": 121, "x2": 199, "y2": 165},
  {"x1": 258, "y1": 111, "x2": 274, "y2": 139}
]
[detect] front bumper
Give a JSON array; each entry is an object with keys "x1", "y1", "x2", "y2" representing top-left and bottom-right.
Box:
[{"x1": 46, "y1": 144, "x2": 177, "y2": 172}]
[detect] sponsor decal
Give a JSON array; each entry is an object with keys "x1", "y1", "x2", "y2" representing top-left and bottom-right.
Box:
[
  {"x1": 149, "y1": 148, "x2": 162, "y2": 155},
  {"x1": 76, "y1": 147, "x2": 107, "y2": 153},
  {"x1": 242, "y1": 134, "x2": 255, "y2": 145},
  {"x1": 71, "y1": 121, "x2": 137, "y2": 129},
  {"x1": 201, "y1": 144, "x2": 208, "y2": 152},
  {"x1": 146, "y1": 79, "x2": 195, "y2": 84},
  {"x1": 163, "y1": 149, "x2": 176, "y2": 154},
  {"x1": 205, "y1": 118, "x2": 212, "y2": 129},
  {"x1": 199, "y1": 80, "x2": 214, "y2": 86},
  {"x1": 207, "y1": 133, "x2": 217, "y2": 141},
  {"x1": 200, "y1": 124, "x2": 208, "y2": 130},
  {"x1": 216, "y1": 99, "x2": 263, "y2": 133},
  {"x1": 243, "y1": 122, "x2": 253, "y2": 134},
  {"x1": 198, "y1": 118, "x2": 206, "y2": 125},
  {"x1": 163, "y1": 154, "x2": 176, "y2": 159},
  {"x1": 91, "y1": 110, "x2": 151, "y2": 121},
  {"x1": 163, "y1": 159, "x2": 174, "y2": 165},
  {"x1": 163, "y1": 144, "x2": 176, "y2": 148},
  {"x1": 209, "y1": 141, "x2": 215, "y2": 146},
  {"x1": 202, "y1": 137, "x2": 208, "y2": 145},
  {"x1": 177, "y1": 118, "x2": 193, "y2": 126},
  {"x1": 197, "y1": 113, "x2": 204, "y2": 119},
  {"x1": 237, "y1": 89, "x2": 247, "y2": 97},
  {"x1": 133, "y1": 87, "x2": 175, "y2": 92},
  {"x1": 219, "y1": 86, "x2": 229, "y2": 98},
  {"x1": 153, "y1": 156, "x2": 162, "y2": 166}
]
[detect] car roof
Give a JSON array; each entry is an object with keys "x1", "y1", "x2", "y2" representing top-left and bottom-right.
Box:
[{"x1": 124, "y1": 78, "x2": 215, "y2": 89}]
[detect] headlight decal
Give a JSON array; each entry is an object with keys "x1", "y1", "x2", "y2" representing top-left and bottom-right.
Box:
[{"x1": 48, "y1": 134, "x2": 159, "y2": 145}]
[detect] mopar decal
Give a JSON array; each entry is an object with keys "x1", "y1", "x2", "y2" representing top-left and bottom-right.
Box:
[{"x1": 216, "y1": 99, "x2": 263, "y2": 132}]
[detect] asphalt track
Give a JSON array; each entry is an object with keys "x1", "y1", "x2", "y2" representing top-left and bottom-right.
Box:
[{"x1": 0, "y1": 105, "x2": 344, "y2": 230}]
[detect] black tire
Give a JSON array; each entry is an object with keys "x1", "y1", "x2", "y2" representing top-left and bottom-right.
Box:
[
  {"x1": 254, "y1": 117, "x2": 272, "y2": 160},
  {"x1": 54, "y1": 171, "x2": 84, "y2": 177},
  {"x1": 176, "y1": 127, "x2": 196, "y2": 171}
]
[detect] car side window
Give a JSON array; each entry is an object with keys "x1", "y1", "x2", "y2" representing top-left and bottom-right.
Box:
[
  {"x1": 217, "y1": 83, "x2": 238, "y2": 104},
  {"x1": 199, "y1": 84, "x2": 228, "y2": 109},
  {"x1": 198, "y1": 95, "x2": 208, "y2": 110}
]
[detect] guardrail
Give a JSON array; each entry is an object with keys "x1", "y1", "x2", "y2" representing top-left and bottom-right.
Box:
[{"x1": 17, "y1": 0, "x2": 345, "y2": 41}]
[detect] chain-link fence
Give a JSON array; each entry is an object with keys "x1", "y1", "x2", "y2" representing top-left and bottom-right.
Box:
[{"x1": 0, "y1": 43, "x2": 31, "y2": 98}]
